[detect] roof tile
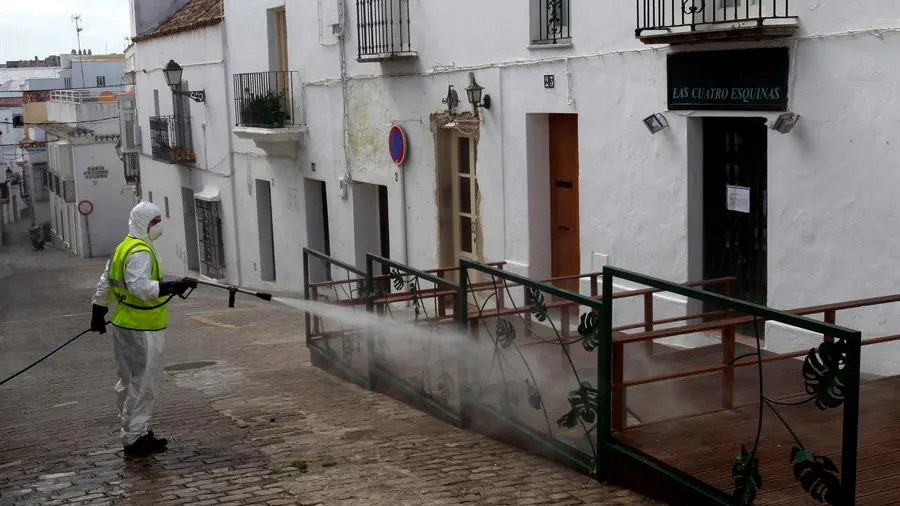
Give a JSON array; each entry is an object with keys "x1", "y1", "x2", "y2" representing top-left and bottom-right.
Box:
[{"x1": 133, "y1": 0, "x2": 224, "y2": 42}]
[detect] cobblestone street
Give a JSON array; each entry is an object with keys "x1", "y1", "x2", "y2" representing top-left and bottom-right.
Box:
[{"x1": 0, "y1": 228, "x2": 660, "y2": 505}]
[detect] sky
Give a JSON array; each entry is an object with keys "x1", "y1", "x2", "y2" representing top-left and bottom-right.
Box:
[{"x1": 0, "y1": 0, "x2": 130, "y2": 62}]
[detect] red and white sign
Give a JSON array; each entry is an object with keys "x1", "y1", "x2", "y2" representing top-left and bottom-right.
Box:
[{"x1": 77, "y1": 200, "x2": 94, "y2": 216}]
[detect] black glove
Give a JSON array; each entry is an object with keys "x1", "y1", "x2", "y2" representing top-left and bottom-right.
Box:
[
  {"x1": 159, "y1": 277, "x2": 196, "y2": 297},
  {"x1": 91, "y1": 304, "x2": 108, "y2": 334}
]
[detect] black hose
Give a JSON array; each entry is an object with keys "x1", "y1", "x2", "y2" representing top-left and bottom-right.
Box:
[{"x1": 0, "y1": 323, "x2": 107, "y2": 387}]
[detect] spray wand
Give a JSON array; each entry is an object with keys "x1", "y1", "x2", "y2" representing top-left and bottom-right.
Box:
[{"x1": 190, "y1": 279, "x2": 273, "y2": 308}]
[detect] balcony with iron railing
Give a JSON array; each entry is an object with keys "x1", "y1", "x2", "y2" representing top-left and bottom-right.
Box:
[
  {"x1": 356, "y1": 0, "x2": 417, "y2": 62},
  {"x1": 149, "y1": 115, "x2": 196, "y2": 163},
  {"x1": 635, "y1": 0, "x2": 798, "y2": 45},
  {"x1": 232, "y1": 70, "x2": 306, "y2": 154}
]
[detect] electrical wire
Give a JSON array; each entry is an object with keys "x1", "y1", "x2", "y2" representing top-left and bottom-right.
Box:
[{"x1": 0, "y1": 116, "x2": 120, "y2": 126}]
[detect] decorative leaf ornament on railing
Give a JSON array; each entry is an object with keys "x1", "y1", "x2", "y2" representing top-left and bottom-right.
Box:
[
  {"x1": 382, "y1": 266, "x2": 454, "y2": 406},
  {"x1": 729, "y1": 317, "x2": 846, "y2": 505},
  {"x1": 802, "y1": 340, "x2": 848, "y2": 410},
  {"x1": 470, "y1": 273, "x2": 600, "y2": 476}
]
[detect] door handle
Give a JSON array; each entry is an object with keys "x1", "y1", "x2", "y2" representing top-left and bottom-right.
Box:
[{"x1": 559, "y1": 226, "x2": 571, "y2": 231}]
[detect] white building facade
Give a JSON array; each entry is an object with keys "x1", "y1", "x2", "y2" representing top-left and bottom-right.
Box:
[
  {"x1": 127, "y1": 0, "x2": 238, "y2": 283},
  {"x1": 217, "y1": 0, "x2": 900, "y2": 373},
  {"x1": 44, "y1": 91, "x2": 135, "y2": 258}
]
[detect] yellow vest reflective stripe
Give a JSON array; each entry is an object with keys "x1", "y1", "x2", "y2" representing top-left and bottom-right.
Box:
[{"x1": 108, "y1": 236, "x2": 168, "y2": 331}]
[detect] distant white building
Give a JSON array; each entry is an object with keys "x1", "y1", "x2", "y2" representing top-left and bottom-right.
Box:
[
  {"x1": 0, "y1": 52, "x2": 126, "y2": 93},
  {"x1": 0, "y1": 96, "x2": 27, "y2": 224},
  {"x1": 43, "y1": 90, "x2": 134, "y2": 258}
]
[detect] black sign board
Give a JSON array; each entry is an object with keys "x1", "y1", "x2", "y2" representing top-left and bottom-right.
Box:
[{"x1": 667, "y1": 47, "x2": 790, "y2": 111}]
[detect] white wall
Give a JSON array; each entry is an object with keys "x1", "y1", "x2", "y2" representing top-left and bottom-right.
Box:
[
  {"x1": 131, "y1": 23, "x2": 238, "y2": 283},
  {"x1": 221, "y1": 0, "x2": 900, "y2": 373},
  {"x1": 72, "y1": 141, "x2": 135, "y2": 258},
  {"x1": 70, "y1": 59, "x2": 126, "y2": 89}
]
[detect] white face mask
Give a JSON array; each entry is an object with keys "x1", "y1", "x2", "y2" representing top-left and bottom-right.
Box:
[{"x1": 148, "y1": 222, "x2": 163, "y2": 241}]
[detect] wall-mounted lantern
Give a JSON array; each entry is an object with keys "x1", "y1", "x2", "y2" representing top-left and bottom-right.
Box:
[
  {"x1": 441, "y1": 84, "x2": 459, "y2": 113},
  {"x1": 642, "y1": 113, "x2": 669, "y2": 134},
  {"x1": 465, "y1": 72, "x2": 491, "y2": 117},
  {"x1": 163, "y1": 59, "x2": 206, "y2": 103}
]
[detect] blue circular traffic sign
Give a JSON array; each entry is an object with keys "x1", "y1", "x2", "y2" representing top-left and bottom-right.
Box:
[{"x1": 388, "y1": 124, "x2": 407, "y2": 166}]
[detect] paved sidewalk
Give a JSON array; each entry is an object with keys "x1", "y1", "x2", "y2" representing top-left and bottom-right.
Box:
[{"x1": 0, "y1": 236, "x2": 661, "y2": 505}]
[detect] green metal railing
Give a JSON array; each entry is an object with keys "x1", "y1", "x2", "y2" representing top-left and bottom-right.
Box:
[
  {"x1": 302, "y1": 247, "x2": 370, "y2": 388},
  {"x1": 455, "y1": 259, "x2": 604, "y2": 476},
  {"x1": 364, "y1": 253, "x2": 464, "y2": 425},
  {"x1": 601, "y1": 267, "x2": 862, "y2": 506},
  {"x1": 302, "y1": 249, "x2": 862, "y2": 506}
]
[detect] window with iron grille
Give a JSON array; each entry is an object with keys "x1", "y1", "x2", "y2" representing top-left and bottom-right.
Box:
[
  {"x1": 196, "y1": 199, "x2": 226, "y2": 280},
  {"x1": 532, "y1": 0, "x2": 571, "y2": 45},
  {"x1": 355, "y1": 0, "x2": 415, "y2": 61},
  {"x1": 124, "y1": 152, "x2": 140, "y2": 184},
  {"x1": 19, "y1": 168, "x2": 30, "y2": 201},
  {"x1": 63, "y1": 180, "x2": 76, "y2": 203},
  {"x1": 32, "y1": 162, "x2": 49, "y2": 202},
  {"x1": 0, "y1": 182, "x2": 8, "y2": 201}
]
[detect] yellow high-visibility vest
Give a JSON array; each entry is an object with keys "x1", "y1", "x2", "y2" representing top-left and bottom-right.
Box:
[{"x1": 108, "y1": 236, "x2": 167, "y2": 331}]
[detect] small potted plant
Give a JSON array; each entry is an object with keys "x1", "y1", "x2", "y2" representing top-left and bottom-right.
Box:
[{"x1": 241, "y1": 89, "x2": 289, "y2": 128}]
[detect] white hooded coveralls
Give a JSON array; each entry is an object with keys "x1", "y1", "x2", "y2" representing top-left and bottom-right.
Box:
[{"x1": 92, "y1": 202, "x2": 166, "y2": 447}]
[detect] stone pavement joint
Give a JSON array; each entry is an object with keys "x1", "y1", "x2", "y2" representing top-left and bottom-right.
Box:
[{"x1": 0, "y1": 229, "x2": 663, "y2": 505}]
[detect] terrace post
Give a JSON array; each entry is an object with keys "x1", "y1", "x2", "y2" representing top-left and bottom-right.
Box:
[
  {"x1": 365, "y1": 254, "x2": 376, "y2": 389},
  {"x1": 840, "y1": 331, "x2": 862, "y2": 505},
  {"x1": 303, "y1": 249, "x2": 311, "y2": 347},
  {"x1": 597, "y1": 267, "x2": 614, "y2": 477},
  {"x1": 456, "y1": 261, "x2": 471, "y2": 428}
]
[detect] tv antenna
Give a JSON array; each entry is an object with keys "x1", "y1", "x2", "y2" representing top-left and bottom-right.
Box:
[{"x1": 72, "y1": 14, "x2": 87, "y2": 89}]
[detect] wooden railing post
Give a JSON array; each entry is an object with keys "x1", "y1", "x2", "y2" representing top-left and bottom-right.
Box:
[
  {"x1": 722, "y1": 325, "x2": 735, "y2": 409},
  {"x1": 612, "y1": 341, "x2": 626, "y2": 430},
  {"x1": 824, "y1": 309, "x2": 836, "y2": 344},
  {"x1": 643, "y1": 292, "x2": 654, "y2": 356}
]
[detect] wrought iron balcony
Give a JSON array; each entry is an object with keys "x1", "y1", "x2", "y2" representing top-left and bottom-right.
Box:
[
  {"x1": 532, "y1": 0, "x2": 571, "y2": 45},
  {"x1": 635, "y1": 0, "x2": 798, "y2": 45},
  {"x1": 124, "y1": 151, "x2": 140, "y2": 185},
  {"x1": 149, "y1": 115, "x2": 195, "y2": 163},
  {"x1": 356, "y1": 0, "x2": 417, "y2": 62},
  {"x1": 233, "y1": 71, "x2": 299, "y2": 129}
]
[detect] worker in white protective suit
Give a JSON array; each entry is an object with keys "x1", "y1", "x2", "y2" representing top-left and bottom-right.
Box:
[{"x1": 90, "y1": 201, "x2": 197, "y2": 458}]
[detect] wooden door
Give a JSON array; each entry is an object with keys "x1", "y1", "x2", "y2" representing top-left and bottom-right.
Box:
[
  {"x1": 449, "y1": 133, "x2": 485, "y2": 308},
  {"x1": 703, "y1": 117, "x2": 767, "y2": 335},
  {"x1": 549, "y1": 114, "x2": 581, "y2": 293},
  {"x1": 451, "y1": 134, "x2": 478, "y2": 265}
]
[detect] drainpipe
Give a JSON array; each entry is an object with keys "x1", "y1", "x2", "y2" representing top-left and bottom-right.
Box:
[
  {"x1": 399, "y1": 165, "x2": 409, "y2": 264},
  {"x1": 220, "y1": 22, "x2": 242, "y2": 286},
  {"x1": 337, "y1": 0, "x2": 352, "y2": 186}
]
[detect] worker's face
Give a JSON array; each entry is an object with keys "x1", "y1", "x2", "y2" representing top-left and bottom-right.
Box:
[{"x1": 147, "y1": 215, "x2": 163, "y2": 241}]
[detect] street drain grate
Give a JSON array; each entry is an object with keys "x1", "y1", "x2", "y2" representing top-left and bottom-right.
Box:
[{"x1": 164, "y1": 361, "x2": 218, "y2": 372}]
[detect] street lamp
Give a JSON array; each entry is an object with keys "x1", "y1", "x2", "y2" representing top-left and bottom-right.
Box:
[
  {"x1": 163, "y1": 59, "x2": 206, "y2": 103},
  {"x1": 465, "y1": 72, "x2": 491, "y2": 115}
]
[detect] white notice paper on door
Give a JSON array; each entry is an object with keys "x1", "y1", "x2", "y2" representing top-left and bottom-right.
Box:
[{"x1": 726, "y1": 185, "x2": 751, "y2": 213}]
